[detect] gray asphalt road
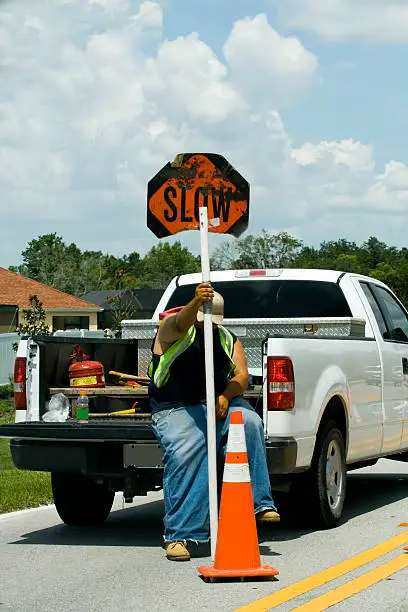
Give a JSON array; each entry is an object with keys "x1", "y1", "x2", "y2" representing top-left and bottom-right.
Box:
[{"x1": 1, "y1": 459, "x2": 407, "y2": 612}]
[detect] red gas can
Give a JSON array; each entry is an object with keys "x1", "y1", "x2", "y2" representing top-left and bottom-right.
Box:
[
  {"x1": 69, "y1": 360, "x2": 105, "y2": 388},
  {"x1": 68, "y1": 344, "x2": 105, "y2": 388}
]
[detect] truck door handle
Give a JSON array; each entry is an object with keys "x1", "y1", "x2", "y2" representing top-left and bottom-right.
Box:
[{"x1": 402, "y1": 357, "x2": 408, "y2": 375}]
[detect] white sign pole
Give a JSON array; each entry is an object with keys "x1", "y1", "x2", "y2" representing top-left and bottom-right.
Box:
[{"x1": 199, "y1": 206, "x2": 218, "y2": 560}]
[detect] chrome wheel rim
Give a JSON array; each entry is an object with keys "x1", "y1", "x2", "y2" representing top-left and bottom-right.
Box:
[{"x1": 326, "y1": 439, "x2": 343, "y2": 511}]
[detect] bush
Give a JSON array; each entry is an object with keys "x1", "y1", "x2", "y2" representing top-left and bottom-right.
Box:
[{"x1": 0, "y1": 384, "x2": 13, "y2": 399}]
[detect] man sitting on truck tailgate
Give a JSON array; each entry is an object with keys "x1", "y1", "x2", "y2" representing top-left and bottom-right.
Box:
[{"x1": 148, "y1": 282, "x2": 279, "y2": 562}]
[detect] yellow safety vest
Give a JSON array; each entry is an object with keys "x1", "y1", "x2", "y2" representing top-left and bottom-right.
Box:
[{"x1": 148, "y1": 325, "x2": 235, "y2": 389}]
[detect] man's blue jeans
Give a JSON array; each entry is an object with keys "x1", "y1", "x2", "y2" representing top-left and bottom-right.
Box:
[{"x1": 151, "y1": 396, "x2": 277, "y2": 543}]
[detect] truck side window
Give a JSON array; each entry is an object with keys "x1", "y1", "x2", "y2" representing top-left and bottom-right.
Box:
[
  {"x1": 372, "y1": 285, "x2": 408, "y2": 343},
  {"x1": 360, "y1": 282, "x2": 388, "y2": 339}
]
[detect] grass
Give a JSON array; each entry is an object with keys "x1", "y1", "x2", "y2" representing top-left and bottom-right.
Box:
[
  {"x1": 0, "y1": 399, "x2": 14, "y2": 425},
  {"x1": 0, "y1": 385, "x2": 53, "y2": 513}
]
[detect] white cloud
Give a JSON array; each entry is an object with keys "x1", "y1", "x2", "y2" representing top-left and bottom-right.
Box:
[
  {"x1": 131, "y1": 0, "x2": 163, "y2": 30},
  {"x1": 0, "y1": 1, "x2": 407, "y2": 268},
  {"x1": 292, "y1": 140, "x2": 374, "y2": 173},
  {"x1": 377, "y1": 161, "x2": 408, "y2": 191},
  {"x1": 223, "y1": 14, "x2": 318, "y2": 107},
  {"x1": 362, "y1": 161, "x2": 408, "y2": 213},
  {"x1": 277, "y1": 0, "x2": 408, "y2": 43},
  {"x1": 144, "y1": 33, "x2": 247, "y2": 123}
]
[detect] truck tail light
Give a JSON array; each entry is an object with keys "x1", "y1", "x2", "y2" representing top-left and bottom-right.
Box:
[
  {"x1": 235, "y1": 269, "x2": 283, "y2": 278},
  {"x1": 249, "y1": 269, "x2": 266, "y2": 277},
  {"x1": 14, "y1": 357, "x2": 27, "y2": 410},
  {"x1": 267, "y1": 357, "x2": 295, "y2": 411}
]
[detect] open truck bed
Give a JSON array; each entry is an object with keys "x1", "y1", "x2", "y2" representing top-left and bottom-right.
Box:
[
  {"x1": 0, "y1": 335, "x2": 166, "y2": 506},
  {"x1": 0, "y1": 334, "x2": 271, "y2": 515}
]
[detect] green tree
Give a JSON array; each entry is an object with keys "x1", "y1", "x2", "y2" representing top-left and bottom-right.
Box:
[
  {"x1": 210, "y1": 240, "x2": 238, "y2": 270},
  {"x1": 361, "y1": 237, "x2": 398, "y2": 271},
  {"x1": 16, "y1": 233, "x2": 80, "y2": 292},
  {"x1": 20, "y1": 233, "x2": 63, "y2": 278},
  {"x1": 370, "y1": 262, "x2": 408, "y2": 307},
  {"x1": 293, "y1": 246, "x2": 323, "y2": 269},
  {"x1": 331, "y1": 254, "x2": 362, "y2": 273},
  {"x1": 318, "y1": 239, "x2": 359, "y2": 259},
  {"x1": 13, "y1": 234, "x2": 127, "y2": 296},
  {"x1": 106, "y1": 290, "x2": 139, "y2": 337},
  {"x1": 16, "y1": 295, "x2": 51, "y2": 336},
  {"x1": 211, "y1": 231, "x2": 302, "y2": 270},
  {"x1": 301, "y1": 239, "x2": 362, "y2": 271},
  {"x1": 369, "y1": 262, "x2": 398, "y2": 286},
  {"x1": 120, "y1": 251, "x2": 144, "y2": 281},
  {"x1": 20, "y1": 233, "x2": 80, "y2": 287},
  {"x1": 396, "y1": 262, "x2": 408, "y2": 307},
  {"x1": 75, "y1": 252, "x2": 126, "y2": 294},
  {"x1": 13, "y1": 232, "x2": 408, "y2": 308},
  {"x1": 139, "y1": 241, "x2": 200, "y2": 288}
]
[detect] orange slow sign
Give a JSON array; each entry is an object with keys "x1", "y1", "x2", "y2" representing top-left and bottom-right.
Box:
[{"x1": 147, "y1": 153, "x2": 250, "y2": 238}]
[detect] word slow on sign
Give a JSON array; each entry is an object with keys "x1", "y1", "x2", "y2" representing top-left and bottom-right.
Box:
[{"x1": 147, "y1": 153, "x2": 250, "y2": 238}]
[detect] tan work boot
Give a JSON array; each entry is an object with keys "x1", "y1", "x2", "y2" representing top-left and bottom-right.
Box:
[
  {"x1": 256, "y1": 509, "x2": 281, "y2": 524},
  {"x1": 165, "y1": 541, "x2": 191, "y2": 561}
]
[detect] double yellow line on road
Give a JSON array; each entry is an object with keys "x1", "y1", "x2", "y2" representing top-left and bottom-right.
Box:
[{"x1": 234, "y1": 531, "x2": 408, "y2": 612}]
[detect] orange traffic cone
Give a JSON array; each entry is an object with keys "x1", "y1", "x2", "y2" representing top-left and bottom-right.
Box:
[{"x1": 198, "y1": 410, "x2": 279, "y2": 580}]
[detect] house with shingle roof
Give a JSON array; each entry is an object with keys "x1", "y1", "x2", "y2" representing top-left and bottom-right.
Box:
[
  {"x1": 82, "y1": 288, "x2": 164, "y2": 328},
  {"x1": 0, "y1": 267, "x2": 102, "y2": 333}
]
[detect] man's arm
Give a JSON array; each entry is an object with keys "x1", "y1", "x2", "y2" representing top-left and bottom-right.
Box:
[
  {"x1": 154, "y1": 283, "x2": 214, "y2": 354},
  {"x1": 173, "y1": 283, "x2": 214, "y2": 334},
  {"x1": 216, "y1": 339, "x2": 249, "y2": 419}
]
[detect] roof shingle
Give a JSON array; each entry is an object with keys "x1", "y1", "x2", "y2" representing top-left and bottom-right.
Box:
[{"x1": 0, "y1": 268, "x2": 102, "y2": 310}]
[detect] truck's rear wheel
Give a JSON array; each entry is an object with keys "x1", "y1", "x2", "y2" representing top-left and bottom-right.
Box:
[
  {"x1": 291, "y1": 420, "x2": 346, "y2": 529},
  {"x1": 51, "y1": 472, "x2": 114, "y2": 526}
]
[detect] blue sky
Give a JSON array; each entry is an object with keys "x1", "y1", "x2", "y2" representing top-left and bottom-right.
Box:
[
  {"x1": 166, "y1": 0, "x2": 408, "y2": 164},
  {"x1": 285, "y1": 44, "x2": 408, "y2": 166},
  {"x1": 1, "y1": 0, "x2": 408, "y2": 267}
]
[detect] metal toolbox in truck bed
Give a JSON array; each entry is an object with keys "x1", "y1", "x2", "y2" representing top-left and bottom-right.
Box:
[{"x1": 121, "y1": 317, "x2": 366, "y2": 375}]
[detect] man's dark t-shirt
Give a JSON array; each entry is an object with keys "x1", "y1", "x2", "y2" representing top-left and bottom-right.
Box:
[{"x1": 149, "y1": 325, "x2": 237, "y2": 407}]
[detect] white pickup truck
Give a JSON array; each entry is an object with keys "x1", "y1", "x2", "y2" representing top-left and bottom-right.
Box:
[{"x1": 1, "y1": 269, "x2": 407, "y2": 529}]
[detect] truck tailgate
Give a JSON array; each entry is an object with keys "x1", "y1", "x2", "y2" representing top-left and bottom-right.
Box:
[{"x1": 0, "y1": 421, "x2": 156, "y2": 442}]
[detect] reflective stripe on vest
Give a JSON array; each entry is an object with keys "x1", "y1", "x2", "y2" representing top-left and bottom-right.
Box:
[
  {"x1": 218, "y1": 325, "x2": 233, "y2": 357},
  {"x1": 152, "y1": 326, "x2": 197, "y2": 388},
  {"x1": 150, "y1": 324, "x2": 235, "y2": 389},
  {"x1": 218, "y1": 325, "x2": 235, "y2": 376}
]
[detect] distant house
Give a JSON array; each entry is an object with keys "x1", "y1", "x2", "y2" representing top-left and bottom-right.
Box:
[
  {"x1": 0, "y1": 267, "x2": 102, "y2": 333},
  {"x1": 82, "y1": 288, "x2": 165, "y2": 328}
]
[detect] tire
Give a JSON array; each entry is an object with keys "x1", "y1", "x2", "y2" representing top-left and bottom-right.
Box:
[
  {"x1": 290, "y1": 420, "x2": 347, "y2": 529},
  {"x1": 51, "y1": 472, "x2": 114, "y2": 526}
]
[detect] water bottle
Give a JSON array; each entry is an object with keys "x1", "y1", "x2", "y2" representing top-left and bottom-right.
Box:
[{"x1": 75, "y1": 390, "x2": 89, "y2": 421}]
